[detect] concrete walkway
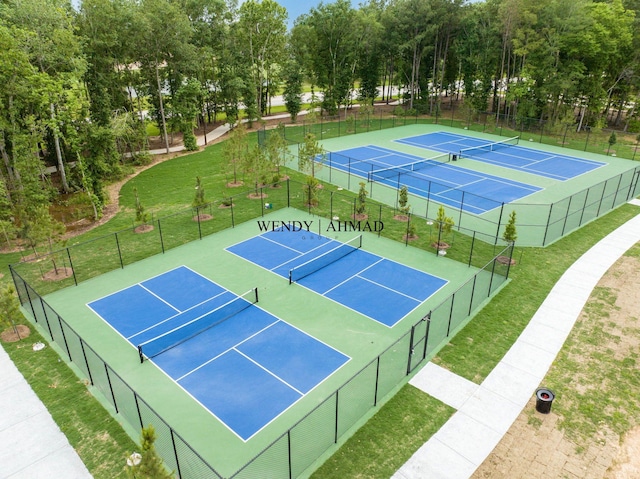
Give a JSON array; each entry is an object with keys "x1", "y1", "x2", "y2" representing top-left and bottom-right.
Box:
[
  {"x1": 0, "y1": 346, "x2": 91, "y2": 479},
  {"x1": 147, "y1": 111, "x2": 299, "y2": 156},
  {"x1": 392, "y1": 200, "x2": 640, "y2": 479}
]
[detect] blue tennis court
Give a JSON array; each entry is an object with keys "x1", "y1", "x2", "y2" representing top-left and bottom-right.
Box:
[
  {"x1": 395, "y1": 131, "x2": 605, "y2": 180},
  {"x1": 87, "y1": 266, "x2": 349, "y2": 441},
  {"x1": 327, "y1": 145, "x2": 541, "y2": 214},
  {"x1": 226, "y1": 229, "x2": 448, "y2": 327}
]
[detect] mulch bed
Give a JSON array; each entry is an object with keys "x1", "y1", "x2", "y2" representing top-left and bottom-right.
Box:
[
  {"x1": 497, "y1": 255, "x2": 517, "y2": 265},
  {"x1": 192, "y1": 214, "x2": 213, "y2": 222},
  {"x1": 351, "y1": 214, "x2": 368, "y2": 221},
  {"x1": 43, "y1": 267, "x2": 73, "y2": 281},
  {"x1": 248, "y1": 192, "x2": 268, "y2": 199},
  {"x1": 1, "y1": 325, "x2": 31, "y2": 343},
  {"x1": 134, "y1": 224, "x2": 154, "y2": 234}
]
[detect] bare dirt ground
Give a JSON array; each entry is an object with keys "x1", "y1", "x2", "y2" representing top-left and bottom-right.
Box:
[{"x1": 472, "y1": 254, "x2": 640, "y2": 479}]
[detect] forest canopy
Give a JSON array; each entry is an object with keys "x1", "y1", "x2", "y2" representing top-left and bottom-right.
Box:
[{"x1": 0, "y1": 0, "x2": 638, "y2": 249}]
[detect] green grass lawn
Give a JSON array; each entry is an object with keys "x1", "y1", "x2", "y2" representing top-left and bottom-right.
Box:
[{"x1": 1, "y1": 118, "x2": 639, "y2": 478}]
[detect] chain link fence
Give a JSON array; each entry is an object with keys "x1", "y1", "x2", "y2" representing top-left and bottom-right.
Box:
[{"x1": 10, "y1": 179, "x2": 513, "y2": 479}]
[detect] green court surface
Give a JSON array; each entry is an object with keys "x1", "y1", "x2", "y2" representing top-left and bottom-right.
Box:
[
  {"x1": 42, "y1": 208, "x2": 482, "y2": 476},
  {"x1": 287, "y1": 124, "x2": 640, "y2": 246}
]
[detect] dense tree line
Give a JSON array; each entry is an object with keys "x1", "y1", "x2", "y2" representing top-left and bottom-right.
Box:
[{"x1": 0, "y1": 0, "x2": 638, "y2": 248}]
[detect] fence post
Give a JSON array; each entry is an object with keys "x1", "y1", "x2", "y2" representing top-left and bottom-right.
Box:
[
  {"x1": 22, "y1": 286, "x2": 39, "y2": 329},
  {"x1": 67, "y1": 248, "x2": 78, "y2": 286},
  {"x1": 611, "y1": 174, "x2": 623, "y2": 209},
  {"x1": 230, "y1": 201, "x2": 235, "y2": 227},
  {"x1": 406, "y1": 324, "x2": 416, "y2": 374},
  {"x1": 561, "y1": 195, "x2": 574, "y2": 236},
  {"x1": 196, "y1": 208, "x2": 203, "y2": 239},
  {"x1": 57, "y1": 316, "x2": 73, "y2": 362},
  {"x1": 104, "y1": 365, "x2": 119, "y2": 414},
  {"x1": 79, "y1": 340, "x2": 95, "y2": 386},
  {"x1": 468, "y1": 276, "x2": 478, "y2": 316},
  {"x1": 422, "y1": 315, "x2": 431, "y2": 359},
  {"x1": 468, "y1": 231, "x2": 476, "y2": 267},
  {"x1": 405, "y1": 213, "x2": 410, "y2": 246},
  {"x1": 170, "y1": 430, "x2": 183, "y2": 479},
  {"x1": 157, "y1": 220, "x2": 165, "y2": 253},
  {"x1": 115, "y1": 233, "x2": 124, "y2": 269},
  {"x1": 495, "y1": 203, "x2": 505, "y2": 240},
  {"x1": 374, "y1": 356, "x2": 380, "y2": 406},
  {"x1": 487, "y1": 254, "x2": 499, "y2": 293},
  {"x1": 596, "y1": 180, "x2": 608, "y2": 217},
  {"x1": 446, "y1": 293, "x2": 455, "y2": 336},
  {"x1": 542, "y1": 203, "x2": 554, "y2": 246},
  {"x1": 334, "y1": 391, "x2": 339, "y2": 443}
]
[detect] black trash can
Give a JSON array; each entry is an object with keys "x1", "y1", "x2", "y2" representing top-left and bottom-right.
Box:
[{"x1": 535, "y1": 388, "x2": 555, "y2": 414}]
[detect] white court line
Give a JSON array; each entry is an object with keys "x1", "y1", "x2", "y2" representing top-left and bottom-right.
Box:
[
  {"x1": 321, "y1": 258, "x2": 384, "y2": 296},
  {"x1": 175, "y1": 318, "x2": 280, "y2": 382},
  {"x1": 355, "y1": 274, "x2": 423, "y2": 303},
  {"x1": 260, "y1": 233, "x2": 307, "y2": 253},
  {"x1": 233, "y1": 347, "x2": 305, "y2": 396},
  {"x1": 138, "y1": 284, "x2": 181, "y2": 312}
]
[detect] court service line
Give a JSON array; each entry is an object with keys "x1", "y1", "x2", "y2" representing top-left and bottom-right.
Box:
[
  {"x1": 233, "y1": 348, "x2": 305, "y2": 396},
  {"x1": 175, "y1": 318, "x2": 280, "y2": 382},
  {"x1": 321, "y1": 258, "x2": 385, "y2": 296},
  {"x1": 260, "y1": 233, "x2": 306, "y2": 254},
  {"x1": 355, "y1": 275, "x2": 424, "y2": 303},
  {"x1": 138, "y1": 284, "x2": 182, "y2": 312}
]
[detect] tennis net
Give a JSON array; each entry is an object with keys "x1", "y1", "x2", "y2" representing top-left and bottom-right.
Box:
[
  {"x1": 289, "y1": 235, "x2": 362, "y2": 284},
  {"x1": 137, "y1": 288, "x2": 258, "y2": 362},
  {"x1": 458, "y1": 136, "x2": 519, "y2": 159},
  {"x1": 367, "y1": 153, "x2": 451, "y2": 182}
]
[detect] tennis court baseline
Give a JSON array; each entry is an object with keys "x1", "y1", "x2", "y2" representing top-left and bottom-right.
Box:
[
  {"x1": 226, "y1": 229, "x2": 447, "y2": 327},
  {"x1": 87, "y1": 266, "x2": 349, "y2": 441},
  {"x1": 395, "y1": 131, "x2": 605, "y2": 180},
  {"x1": 327, "y1": 145, "x2": 541, "y2": 214}
]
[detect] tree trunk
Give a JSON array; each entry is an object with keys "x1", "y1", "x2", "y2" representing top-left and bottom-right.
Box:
[
  {"x1": 409, "y1": 40, "x2": 419, "y2": 110},
  {"x1": 577, "y1": 104, "x2": 586, "y2": 132},
  {"x1": 155, "y1": 64, "x2": 170, "y2": 154},
  {"x1": 0, "y1": 132, "x2": 16, "y2": 192},
  {"x1": 50, "y1": 103, "x2": 69, "y2": 193}
]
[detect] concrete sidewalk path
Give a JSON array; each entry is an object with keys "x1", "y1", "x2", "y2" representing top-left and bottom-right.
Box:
[
  {"x1": 0, "y1": 345, "x2": 92, "y2": 479},
  {"x1": 393, "y1": 201, "x2": 640, "y2": 479}
]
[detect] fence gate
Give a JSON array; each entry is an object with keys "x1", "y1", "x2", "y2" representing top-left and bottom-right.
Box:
[{"x1": 407, "y1": 314, "x2": 431, "y2": 374}]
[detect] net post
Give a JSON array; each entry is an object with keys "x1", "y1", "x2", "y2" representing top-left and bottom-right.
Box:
[
  {"x1": 254, "y1": 287, "x2": 259, "y2": 303},
  {"x1": 138, "y1": 345, "x2": 144, "y2": 364},
  {"x1": 288, "y1": 270, "x2": 293, "y2": 285}
]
